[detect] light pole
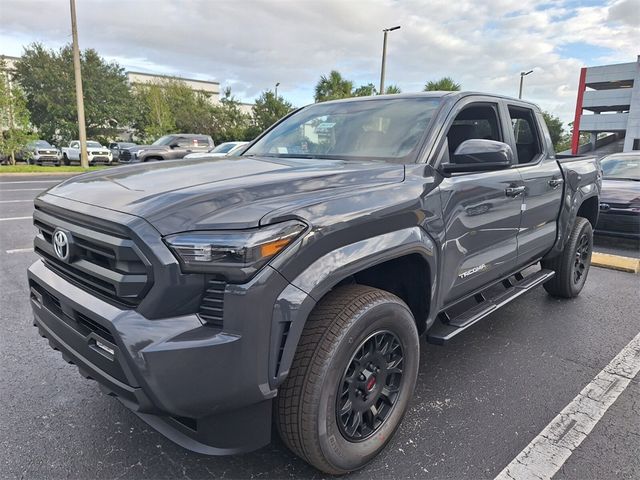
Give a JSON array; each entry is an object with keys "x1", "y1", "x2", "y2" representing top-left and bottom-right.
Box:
[
  {"x1": 275, "y1": 82, "x2": 280, "y2": 101},
  {"x1": 70, "y1": 0, "x2": 88, "y2": 168},
  {"x1": 518, "y1": 70, "x2": 533, "y2": 99},
  {"x1": 379, "y1": 25, "x2": 400, "y2": 95}
]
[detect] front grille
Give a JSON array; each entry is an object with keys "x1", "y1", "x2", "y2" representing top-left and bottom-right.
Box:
[
  {"x1": 90, "y1": 156, "x2": 110, "y2": 164},
  {"x1": 198, "y1": 278, "x2": 225, "y2": 327},
  {"x1": 33, "y1": 206, "x2": 152, "y2": 308},
  {"x1": 119, "y1": 150, "x2": 132, "y2": 162}
]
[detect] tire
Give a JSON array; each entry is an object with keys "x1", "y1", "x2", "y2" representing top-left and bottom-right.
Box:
[
  {"x1": 542, "y1": 216, "x2": 593, "y2": 298},
  {"x1": 63, "y1": 154, "x2": 70, "y2": 166},
  {"x1": 276, "y1": 285, "x2": 420, "y2": 475}
]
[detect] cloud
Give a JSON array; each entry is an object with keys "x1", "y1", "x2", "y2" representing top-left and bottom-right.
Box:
[{"x1": 0, "y1": 0, "x2": 637, "y2": 125}]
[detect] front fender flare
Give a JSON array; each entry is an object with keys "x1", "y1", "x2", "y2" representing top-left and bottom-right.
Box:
[{"x1": 269, "y1": 227, "x2": 437, "y2": 388}]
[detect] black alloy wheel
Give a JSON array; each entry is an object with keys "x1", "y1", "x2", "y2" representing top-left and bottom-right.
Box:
[
  {"x1": 337, "y1": 330, "x2": 404, "y2": 441},
  {"x1": 573, "y1": 232, "x2": 591, "y2": 284}
]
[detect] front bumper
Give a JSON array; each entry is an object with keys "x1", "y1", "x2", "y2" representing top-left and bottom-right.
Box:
[{"x1": 28, "y1": 247, "x2": 297, "y2": 454}]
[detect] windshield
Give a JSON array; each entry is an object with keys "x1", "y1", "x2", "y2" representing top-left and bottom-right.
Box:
[
  {"x1": 152, "y1": 135, "x2": 175, "y2": 146},
  {"x1": 601, "y1": 155, "x2": 640, "y2": 181},
  {"x1": 31, "y1": 140, "x2": 52, "y2": 148},
  {"x1": 87, "y1": 141, "x2": 102, "y2": 148},
  {"x1": 211, "y1": 142, "x2": 238, "y2": 153},
  {"x1": 244, "y1": 97, "x2": 442, "y2": 162}
]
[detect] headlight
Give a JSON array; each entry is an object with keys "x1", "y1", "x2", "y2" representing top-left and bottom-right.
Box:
[
  {"x1": 165, "y1": 220, "x2": 307, "y2": 281},
  {"x1": 134, "y1": 149, "x2": 145, "y2": 157}
]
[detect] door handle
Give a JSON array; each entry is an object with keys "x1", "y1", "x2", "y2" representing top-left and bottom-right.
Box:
[
  {"x1": 548, "y1": 178, "x2": 564, "y2": 188},
  {"x1": 505, "y1": 186, "x2": 525, "y2": 197}
]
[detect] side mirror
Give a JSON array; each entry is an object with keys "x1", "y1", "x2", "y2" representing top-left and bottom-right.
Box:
[
  {"x1": 441, "y1": 139, "x2": 514, "y2": 173},
  {"x1": 170, "y1": 143, "x2": 180, "y2": 149}
]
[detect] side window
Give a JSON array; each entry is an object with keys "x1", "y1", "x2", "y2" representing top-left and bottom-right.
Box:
[
  {"x1": 176, "y1": 137, "x2": 192, "y2": 148},
  {"x1": 508, "y1": 106, "x2": 541, "y2": 164},
  {"x1": 195, "y1": 136, "x2": 210, "y2": 147},
  {"x1": 446, "y1": 104, "x2": 502, "y2": 161},
  {"x1": 70, "y1": 142, "x2": 79, "y2": 149}
]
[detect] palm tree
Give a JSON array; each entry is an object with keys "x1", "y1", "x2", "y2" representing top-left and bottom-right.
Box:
[
  {"x1": 314, "y1": 71, "x2": 354, "y2": 102},
  {"x1": 385, "y1": 84, "x2": 402, "y2": 94},
  {"x1": 423, "y1": 77, "x2": 461, "y2": 92}
]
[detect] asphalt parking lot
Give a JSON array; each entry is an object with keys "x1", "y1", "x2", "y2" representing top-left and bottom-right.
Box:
[{"x1": 1, "y1": 173, "x2": 639, "y2": 479}]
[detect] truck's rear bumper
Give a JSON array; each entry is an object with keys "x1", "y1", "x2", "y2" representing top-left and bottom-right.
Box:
[{"x1": 28, "y1": 259, "x2": 275, "y2": 454}]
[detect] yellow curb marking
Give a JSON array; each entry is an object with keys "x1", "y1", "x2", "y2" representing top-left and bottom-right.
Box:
[{"x1": 592, "y1": 252, "x2": 640, "y2": 274}]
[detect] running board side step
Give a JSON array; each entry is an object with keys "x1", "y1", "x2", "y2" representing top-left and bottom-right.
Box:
[{"x1": 427, "y1": 269, "x2": 555, "y2": 345}]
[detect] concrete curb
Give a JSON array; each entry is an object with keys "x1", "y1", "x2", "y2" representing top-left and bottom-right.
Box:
[{"x1": 592, "y1": 252, "x2": 640, "y2": 274}]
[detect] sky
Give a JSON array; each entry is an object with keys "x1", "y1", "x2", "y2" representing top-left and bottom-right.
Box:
[{"x1": 1, "y1": 0, "x2": 639, "y2": 125}]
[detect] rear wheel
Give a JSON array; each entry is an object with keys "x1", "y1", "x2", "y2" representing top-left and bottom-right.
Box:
[
  {"x1": 276, "y1": 285, "x2": 420, "y2": 474},
  {"x1": 542, "y1": 216, "x2": 593, "y2": 298}
]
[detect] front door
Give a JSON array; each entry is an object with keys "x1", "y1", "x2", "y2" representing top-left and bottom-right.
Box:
[{"x1": 437, "y1": 102, "x2": 524, "y2": 306}]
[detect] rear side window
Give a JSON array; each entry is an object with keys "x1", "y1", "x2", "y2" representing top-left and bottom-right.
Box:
[
  {"x1": 194, "y1": 136, "x2": 210, "y2": 147},
  {"x1": 508, "y1": 106, "x2": 541, "y2": 164}
]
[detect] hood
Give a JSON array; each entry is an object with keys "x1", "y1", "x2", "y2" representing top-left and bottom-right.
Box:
[
  {"x1": 46, "y1": 156, "x2": 404, "y2": 234},
  {"x1": 600, "y1": 179, "x2": 640, "y2": 205}
]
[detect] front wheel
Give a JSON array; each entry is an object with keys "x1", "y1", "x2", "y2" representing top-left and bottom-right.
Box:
[
  {"x1": 62, "y1": 154, "x2": 70, "y2": 166},
  {"x1": 276, "y1": 285, "x2": 420, "y2": 475},
  {"x1": 542, "y1": 216, "x2": 593, "y2": 298}
]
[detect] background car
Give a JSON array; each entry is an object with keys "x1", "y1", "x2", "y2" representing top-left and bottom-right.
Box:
[
  {"x1": 119, "y1": 134, "x2": 214, "y2": 163},
  {"x1": 183, "y1": 141, "x2": 248, "y2": 159},
  {"x1": 17, "y1": 140, "x2": 61, "y2": 166},
  {"x1": 108, "y1": 142, "x2": 137, "y2": 162},
  {"x1": 61, "y1": 140, "x2": 113, "y2": 165},
  {"x1": 596, "y1": 152, "x2": 640, "y2": 239}
]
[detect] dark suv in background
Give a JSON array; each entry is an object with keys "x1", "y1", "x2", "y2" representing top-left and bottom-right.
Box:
[{"x1": 119, "y1": 134, "x2": 214, "y2": 163}]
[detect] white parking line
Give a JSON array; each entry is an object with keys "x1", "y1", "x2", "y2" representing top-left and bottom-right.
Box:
[
  {"x1": 6, "y1": 247, "x2": 34, "y2": 254},
  {"x1": 495, "y1": 331, "x2": 640, "y2": 480},
  {"x1": 0, "y1": 216, "x2": 31, "y2": 221},
  {"x1": 0, "y1": 188, "x2": 46, "y2": 192},
  {"x1": 0, "y1": 180, "x2": 60, "y2": 184},
  {"x1": 0, "y1": 200, "x2": 32, "y2": 203}
]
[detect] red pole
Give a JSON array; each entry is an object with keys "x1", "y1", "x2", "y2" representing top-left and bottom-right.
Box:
[{"x1": 571, "y1": 67, "x2": 587, "y2": 155}]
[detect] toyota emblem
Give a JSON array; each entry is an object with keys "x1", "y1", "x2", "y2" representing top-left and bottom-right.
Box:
[{"x1": 53, "y1": 229, "x2": 71, "y2": 261}]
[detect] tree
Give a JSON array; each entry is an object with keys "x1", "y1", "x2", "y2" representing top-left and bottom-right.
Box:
[
  {"x1": 13, "y1": 43, "x2": 134, "y2": 144},
  {"x1": 353, "y1": 83, "x2": 377, "y2": 97},
  {"x1": 314, "y1": 70, "x2": 353, "y2": 102},
  {"x1": 424, "y1": 76, "x2": 461, "y2": 92},
  {"x1": 385, "y1": 84, "x2": 402, "y2": 94},
  {"x1": 541, "y1": 111, "x2": 565, "y2": 150},
  {"x1": 249, "y1": 90, "x2": 294, "y2": 137},
  {"x1": 131, "y1": 81, "x2": 176, "y2": 141},
  {"x1": 0, "y1": 59, "x2": 35, "y2": 164},
  {"x1": 210, "y1": 87, "x2": 252, "y2": 144}
]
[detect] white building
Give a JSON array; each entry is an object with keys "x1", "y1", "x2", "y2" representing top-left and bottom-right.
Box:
[
  {"x1": 126, "y1": 71, "x2": 253, "y2": 114},
  {"x1": 571, "y1": 56, "x2": 640, "y2": 153}
]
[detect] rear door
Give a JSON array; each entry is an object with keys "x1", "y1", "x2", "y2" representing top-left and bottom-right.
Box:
[
  {"x1": 437, "y1": 100, "x2": 524, "y2": 306},
  {"x1": 504, "y1": 104, "x2": 563, "y2": 265}
]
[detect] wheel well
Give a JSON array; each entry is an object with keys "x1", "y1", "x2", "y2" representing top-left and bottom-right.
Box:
[
  {"x1": 144, "y1": 156, "x2": 163, "y2": 162},
  {"x1": 577, "y1": 196, "x2": 599, "y2": 228},
  {"x1": 336, "y1": 254, "x2": 431, "y2": 334}
]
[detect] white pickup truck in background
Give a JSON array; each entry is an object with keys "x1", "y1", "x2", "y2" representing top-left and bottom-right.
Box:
[{"x1": 61, "y1": 140, "x2": 113, "y2": 165}]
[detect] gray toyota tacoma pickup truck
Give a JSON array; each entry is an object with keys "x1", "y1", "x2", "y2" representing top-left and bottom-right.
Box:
[{"x1": 28, "y1": 92, "x2": 600, "y2": 474}]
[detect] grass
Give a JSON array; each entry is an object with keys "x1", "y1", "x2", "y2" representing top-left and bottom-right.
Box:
[{"x1": 0, "y1": 165, "x2": 109, "y2": 174}]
